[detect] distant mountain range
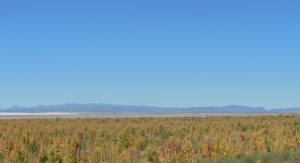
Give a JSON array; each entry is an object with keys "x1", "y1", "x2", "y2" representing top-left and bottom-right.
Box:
[{"x1": 1, "y1": 103, "x2": 300, "y2": 113}]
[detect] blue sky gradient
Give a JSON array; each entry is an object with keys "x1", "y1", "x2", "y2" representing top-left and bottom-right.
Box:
[{"x1": 1, "y1": 0, "x2": 300, "y2": 108}]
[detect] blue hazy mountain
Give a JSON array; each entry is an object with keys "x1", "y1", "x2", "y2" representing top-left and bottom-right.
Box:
[
  {"x1": 269, "y1": 108, "x2": 300, "y2": 113},
  {"x1": 0, "y1": 103, "x2": 278, "y2": 113},
  {"x1": 1, "y1": 103, "x2": 299, "y2": 113}
]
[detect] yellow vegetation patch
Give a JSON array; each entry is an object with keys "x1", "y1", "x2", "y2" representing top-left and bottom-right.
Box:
[{"x1": 0, "y1": 116, "x2": 300, "y2": 162}]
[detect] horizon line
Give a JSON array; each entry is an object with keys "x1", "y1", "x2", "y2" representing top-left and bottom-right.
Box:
[{"x1": 1, "y1": 102, "x2": 299, "y2": 110}]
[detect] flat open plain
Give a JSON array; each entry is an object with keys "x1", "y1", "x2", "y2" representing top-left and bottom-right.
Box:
[{"x1": 0, "y1": 112, "x2": 285, "y2": 119}]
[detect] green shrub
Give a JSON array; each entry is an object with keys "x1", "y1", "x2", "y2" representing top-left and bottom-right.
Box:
[
  {"x1": 38, "y1": 151, "x2": 48, "y2": 163},
  {"x1": 146, "y1": 147, "x2": 160, "y2": 163}
]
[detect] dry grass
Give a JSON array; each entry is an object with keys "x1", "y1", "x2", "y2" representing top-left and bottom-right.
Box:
[{"x1": 0, "y1": 115, "x2": 300, "y2": 162}]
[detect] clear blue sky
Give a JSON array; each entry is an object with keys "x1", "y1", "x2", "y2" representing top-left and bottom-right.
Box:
[{"x1": 1, "y1": 0, "x2": 299, "y2": 109}]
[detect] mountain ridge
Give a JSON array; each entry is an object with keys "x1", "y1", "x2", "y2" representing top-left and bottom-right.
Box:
[{"x1": 1, "y1": 103, "x2": 300, "y2": 113}]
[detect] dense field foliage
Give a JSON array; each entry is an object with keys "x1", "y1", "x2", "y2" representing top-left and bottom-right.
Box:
[{"x1": 1, "y1": 115, "x2": 300, "y2": 162}]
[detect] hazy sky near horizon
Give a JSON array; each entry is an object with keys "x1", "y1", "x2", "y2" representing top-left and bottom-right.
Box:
[{"x1": 1, "y1": 0, "x2": 300, "y2": 109}]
